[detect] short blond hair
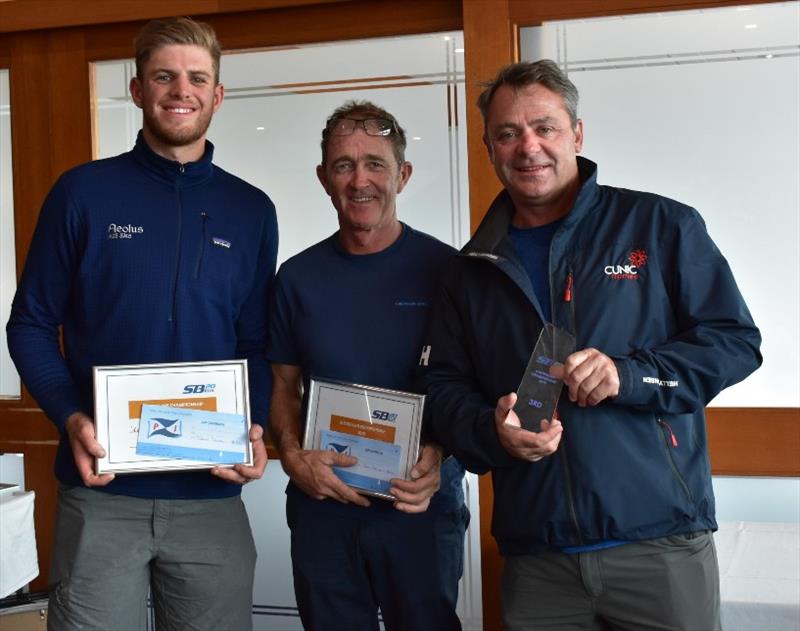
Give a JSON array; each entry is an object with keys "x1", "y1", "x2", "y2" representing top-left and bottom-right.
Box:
[{"x1": 135, "y1": 17, "x2": 221, "y2": 84}]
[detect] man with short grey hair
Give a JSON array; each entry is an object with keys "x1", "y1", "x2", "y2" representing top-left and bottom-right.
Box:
[
  {"x1": 269, "y1": 100, "x2": 467, "y2": 631},
  {"x1": 423, "y1": 60, "x2": 761, "y2": 630}
]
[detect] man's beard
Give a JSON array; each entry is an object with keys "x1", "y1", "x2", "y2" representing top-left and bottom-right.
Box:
[{"x1": 142, "y1": 107, "x2": 213, "y2": 151}]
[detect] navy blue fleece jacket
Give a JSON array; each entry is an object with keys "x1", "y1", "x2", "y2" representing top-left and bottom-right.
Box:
[{"x1": 7, "y1": 132, "x2": 278, "y2": 499}]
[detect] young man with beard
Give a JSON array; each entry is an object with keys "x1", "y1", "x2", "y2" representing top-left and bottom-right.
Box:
[
  {"x1": 7, "y1": 17, "x2": 277, "y2": 631},
  {"x1": 268, "y1": 101, "x2": 467, "y2": 631}
]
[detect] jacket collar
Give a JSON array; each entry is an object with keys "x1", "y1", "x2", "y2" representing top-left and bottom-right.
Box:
[
  {"x1": 463, "y1": 156, "x2": 600, "y2": 256},
  {"x1": 130, "y1": 130, "x2": 215, "y2": 186}
]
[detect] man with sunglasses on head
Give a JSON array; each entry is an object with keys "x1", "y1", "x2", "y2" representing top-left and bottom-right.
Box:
[{"x1": 268, "y1": 101, "x2": 467, "y2": 631}]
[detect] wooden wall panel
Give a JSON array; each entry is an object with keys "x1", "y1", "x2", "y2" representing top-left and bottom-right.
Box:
[
  {"x1": 9, "y1": 31, "x2": 52, "y2": 297},
  {"x1": 708, "y1": 408, "x2": 800, "y2": 476},
  {"x1": 211, "y1": 0, "x2": 461, "y2": 50},
  {"x1": 0, "y1": 37, "x2": 9, "y2": 65},
  {"x1": 45, "y1": 29, "x2": 93, "y2": 178},
  {"x1": 462, "y1": 0, "x2": 512, "y2": 231}
]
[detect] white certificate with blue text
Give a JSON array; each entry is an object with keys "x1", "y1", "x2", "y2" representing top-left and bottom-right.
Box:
[
  {"x1": 303, "y1": 379, "x2": 423, "y2": 500},
  {"x1": 93, "y1": 360, "x2": 252, "y2": 474}
]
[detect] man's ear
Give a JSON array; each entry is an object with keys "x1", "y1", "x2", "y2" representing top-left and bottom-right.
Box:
[
  {"x1": 129, "y1": 77, "x2": 144, "y2": 109},
  {"x1": 484, "y1": 133, "x2": 495, "y2": 163},
  {"x1": 212, "y1": 83, "x2": 224, "y2": 113},
  {"x1": 573, "y1": 119, "x2": 584, "y2": 154},
  {"x1": 316, "y1": 164, "x2": 331, "y2": 196},
  {"x1": 396, "y1": 161, "x2": 413, "y2": 194}
]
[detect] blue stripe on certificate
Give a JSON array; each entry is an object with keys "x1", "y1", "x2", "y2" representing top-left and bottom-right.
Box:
[
  {"x1": 333, "y1": 469, "x2": 393, "y2": 494},
  {"x1": 136, "y1": 404, "x2": 247, "y2": 464},
  {"x1": 320, "y1": 429, "x2": 402, "y2": 493}
]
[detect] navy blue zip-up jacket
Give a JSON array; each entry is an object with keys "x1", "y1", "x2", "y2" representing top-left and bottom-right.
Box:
[
  {"x1": 7, "y1": 132, "x2": 278, "y2": 499},
  {"x1": 423, "y1": 157, "x2": 761, "y2": 554}
]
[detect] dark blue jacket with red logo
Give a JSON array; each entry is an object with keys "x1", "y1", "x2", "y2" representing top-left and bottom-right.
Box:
[{"x1": 422, "y1": 157, "x2": 761, "y2": 554}]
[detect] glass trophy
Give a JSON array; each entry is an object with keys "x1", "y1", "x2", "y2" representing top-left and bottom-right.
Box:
[{"x1": 513, "y1": 323, "x2": 576, "y2": 432}]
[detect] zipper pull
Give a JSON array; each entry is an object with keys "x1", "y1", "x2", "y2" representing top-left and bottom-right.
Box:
[
  {"x1": 658, "y1": 419, "x2": 678, "y2": 447},
  {"x1": 564, "y1": 272, "x2": 573, "y2": 302}
]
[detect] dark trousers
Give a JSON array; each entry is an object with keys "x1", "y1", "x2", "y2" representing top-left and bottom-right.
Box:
[
  {"x1": 287, "y1": 491, "x2": 469, "y2": 631},
  {"x1": 502, "y1": 532, "x2": 721, "y2": 631}
]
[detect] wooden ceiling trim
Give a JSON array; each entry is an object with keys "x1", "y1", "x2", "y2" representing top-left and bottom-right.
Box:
[
  {"x1": 80, "y1": 0, "x2": 462, "y2": 62},
  {"x1": 0, "y1": 0, "x2": 347, "y2": 34},
  {"x1": 509, "y1": 0, "x2": 784, "y2": 24}
]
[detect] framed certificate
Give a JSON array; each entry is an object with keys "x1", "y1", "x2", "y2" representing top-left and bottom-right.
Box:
[
  {"x1": 303, "y1": 378, "x2": 424, "y2": 501},
  {"x1": 93, "y1": 360, "x2": 252, "y2": 474}
]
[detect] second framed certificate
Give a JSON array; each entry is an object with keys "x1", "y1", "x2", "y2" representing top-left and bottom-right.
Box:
[{"x1": 303, "y1": 379, "x2": 424, "y2": 501}]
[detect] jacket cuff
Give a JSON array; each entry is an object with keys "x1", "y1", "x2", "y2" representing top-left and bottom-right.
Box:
[{"x1": 613, "y1": 358, "x2": 636, "y2": 404}]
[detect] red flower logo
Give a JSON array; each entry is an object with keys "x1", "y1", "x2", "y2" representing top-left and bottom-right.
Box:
[{"x1": 629, "y1": 249, "x2": 648, "y2": 267}]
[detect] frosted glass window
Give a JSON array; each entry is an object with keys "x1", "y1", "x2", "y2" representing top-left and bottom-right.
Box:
[
  {"x1": 1, "y1": 69, "x2": 20, "y2": 399},
  {"x1": 93, "y1": 32, "x2": 469, "y2": 263},
  {"x1": 521, "y1": 2, "x2": 800, "y2": 407}
]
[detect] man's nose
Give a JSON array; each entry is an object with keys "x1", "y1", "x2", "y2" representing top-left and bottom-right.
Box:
[
  {"x1": 517, "y1": 128, "x2": 541, "y2": 155},
  {"x1": 170, "y1": 74, "x2": 193, "y2": 98},
  {"x1": 349, "y1": 164, "x2": 370, "y2": 188}
]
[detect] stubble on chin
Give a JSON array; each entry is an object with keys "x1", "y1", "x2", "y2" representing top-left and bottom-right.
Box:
[{"x1": 143, "y1": 110, "x2": 212, "y2": 149}]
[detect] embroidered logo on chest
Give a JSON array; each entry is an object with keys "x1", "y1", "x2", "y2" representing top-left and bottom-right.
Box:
[
  {"x1": 604, "y1": 249, "x2": 648, "y2": 281},
  {"x1": 107, "y1": 223, "x2": 144, "y2": 240}
]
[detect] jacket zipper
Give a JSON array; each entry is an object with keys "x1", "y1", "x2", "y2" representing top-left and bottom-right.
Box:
[
  {"x1": 563, "y1": 271, "x2": 573, "y2": 302},
  {"x1": 559, "y1": 267, "x2": 583, "y2": 544},
  {"x1": 194, "y1": 211, "x2": 208, "y2": 279},
  {"x1": 658, "y1": 418, "x2": 678, "y2": 447},
  {"x1": 168, "y1": 166, "x2": 185, "y2": 323},
  {"x1": 563, "y1": 268, "x2": 576, "y2": 336},
  {"x1": 558, "y1": 443, "x2": 584, "y2": 546},
  {"x1": 657, "y1": 418, "x2": 693, "y2": 501}
]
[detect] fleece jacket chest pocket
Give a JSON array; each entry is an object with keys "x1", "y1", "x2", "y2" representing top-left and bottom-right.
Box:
[{"x1": 193, "y1": 231, "x2": 237, "y2": 283}]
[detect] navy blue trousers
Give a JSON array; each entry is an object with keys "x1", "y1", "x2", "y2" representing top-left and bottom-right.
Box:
[{"x1": 287, "y1": 490, "x2": 468, "y2": 631}]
